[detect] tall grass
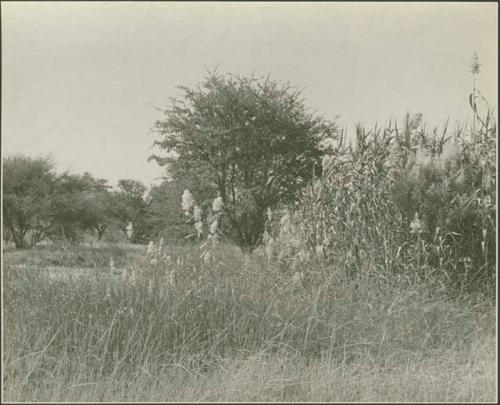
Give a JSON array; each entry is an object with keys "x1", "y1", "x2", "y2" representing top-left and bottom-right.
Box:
[
  {"x1": 271, "y1": 108, "x2": 496, "y2": 296},
  {"x1": 3, "y1": 240, "x2": 495, "y2": 402}
]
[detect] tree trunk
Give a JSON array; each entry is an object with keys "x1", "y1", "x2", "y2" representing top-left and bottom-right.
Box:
[
  {"x1": 3, "y1": 225, "x2": 12, "y2": 245},
  {"x1": 96, "y1": 225, "x2": 107, "y2": 241},
  {"x1": 10, "y1": 225, "x2": 25, "y2": 249},
  {"x1": 235, "y1": 209, "x2": 266, "y2": 253}
]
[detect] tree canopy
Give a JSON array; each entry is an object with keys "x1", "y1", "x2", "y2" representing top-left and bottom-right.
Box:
[
  {"x1": 150, "y1": 72, "x2": 338, "y2": 249},
  {"x1": 3, "y1": 155, "x2": 58, "y2": 248},
  {"x1": 2, "y1": 154, "x2": 150, "y2": 247}
]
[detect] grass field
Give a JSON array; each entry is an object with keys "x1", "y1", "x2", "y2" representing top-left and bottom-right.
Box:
[{"x1": 2, "y1": 241, "x2": 497, "y2": 402}]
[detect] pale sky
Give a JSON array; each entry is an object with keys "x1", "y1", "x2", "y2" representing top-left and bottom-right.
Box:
[{"x1": 2, "y1": 2, "x2": 497, "y2": 188}]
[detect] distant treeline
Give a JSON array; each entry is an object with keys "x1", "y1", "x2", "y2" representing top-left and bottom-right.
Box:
[{"x1": 2, "y1": 154, "x2": 190, "y2": 248}]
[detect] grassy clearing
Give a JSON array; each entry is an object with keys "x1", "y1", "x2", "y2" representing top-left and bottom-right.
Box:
[
  {"x1": 2, "y1": 242, "x2": 496, "y2": 402},
  {"x1": 2, "y1": 241, "x2": 142, "y2": 269}
]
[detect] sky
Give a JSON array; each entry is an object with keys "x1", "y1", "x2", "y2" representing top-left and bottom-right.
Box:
[{"x1": 2, "y1": 2, "x2": 497, "y2": 188}]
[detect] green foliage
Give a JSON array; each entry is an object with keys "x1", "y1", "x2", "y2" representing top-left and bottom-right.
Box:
[
  {"x1": 113, "y1": 179, "x2": 149, "y2": 243},
  {"x1": 3, "y1": 155, "x2": 58, "y2": 248},
  {"x1": 2, "y1": 155, "x2": 126, "y2": 247},
  {"x1": 144, "y1": 180, "x2": 194, "y2": 243},
  {"x1": 151, "y1": 71, "x2": 338, "y2": 249},
  {"x1": 50, "y1": 172, "x2": 114, "y2": 242}
]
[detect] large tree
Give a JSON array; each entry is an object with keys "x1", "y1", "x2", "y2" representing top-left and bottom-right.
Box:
[
  {"x1": 151, "y1": 72, "x2": 337, "y2": 249},
  {"x1": 3, "y1": 155, "x2": 58, "y2": 248}
]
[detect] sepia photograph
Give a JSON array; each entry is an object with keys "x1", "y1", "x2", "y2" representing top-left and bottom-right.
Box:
[{"x1": 1, "y1": 1, "x2": 497, "y2": 402}]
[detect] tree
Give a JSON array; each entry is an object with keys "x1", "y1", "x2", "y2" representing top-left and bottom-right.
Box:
[
  {"x1": 73, "y1": 173, "x2": 114, "y2": 241},
  {"x1": 79, "y1": 191, "x2": 116, "y2": 240},
  {"x1": 150, "y1": 72, "x2": 338, "y2": 250},
  {"x1": 114, "y1": 179, "x2": 148, "y2": 243},
  {"x1": 3, "y1": 155, "x2": 58, "y2": 248},
  {"x1": 78, "y1": 172, "x2": 115, "y2": 241},
  {"x1": 144, "y1": 180, "x2": 191, "y2": 242},
  {"x1": 50, "y1": 172, "x2": 114, "y2": 242}
]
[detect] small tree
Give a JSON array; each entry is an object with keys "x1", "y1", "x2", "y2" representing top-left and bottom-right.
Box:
[
  {"x1": 144, "y1": 180, "x2": 192, "y2": 242},
  {"x1": 113, "y1": 179, "x2": 148, "y2": 243},
  {"x1": 151, "y1": 72, "x2": 337, "y2": 250},
  {"x1": 49, "y1": 172, "x2": 114, "y2": 242},
  {"x1": 78, "y1": 188, "x2": 116, "y2": 241}
]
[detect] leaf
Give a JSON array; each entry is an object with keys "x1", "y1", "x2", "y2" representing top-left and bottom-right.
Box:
[{"x1": 469, "y1": 93, "x2": 475, "y2": 111}]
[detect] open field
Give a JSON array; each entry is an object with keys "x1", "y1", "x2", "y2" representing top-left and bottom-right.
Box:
[
  {"x1": 2, "y1": 242, "x2": 496, "y2": 402},
  {"x1": 2, "y1": 3, "x2": 497, "y2": 403}
]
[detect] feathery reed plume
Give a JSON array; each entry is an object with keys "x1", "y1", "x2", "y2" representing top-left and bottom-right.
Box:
[
  {"x1": 212, "y1": 196, "x2": 223, "y2": 213},
  {"x1": 182, "y1": 189, "x2": 194, "y2": 213},
  {"x1": 126, "y1": 222, "x2": 134, "y2": 240}
]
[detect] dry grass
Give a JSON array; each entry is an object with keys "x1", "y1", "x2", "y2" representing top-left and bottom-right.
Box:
[
  {"x1": 2, "y1": 242, "x2": 497, "y2": 403},
  {"x1": 4, "y1": 333, "x2": 495, "y2": 402}
]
